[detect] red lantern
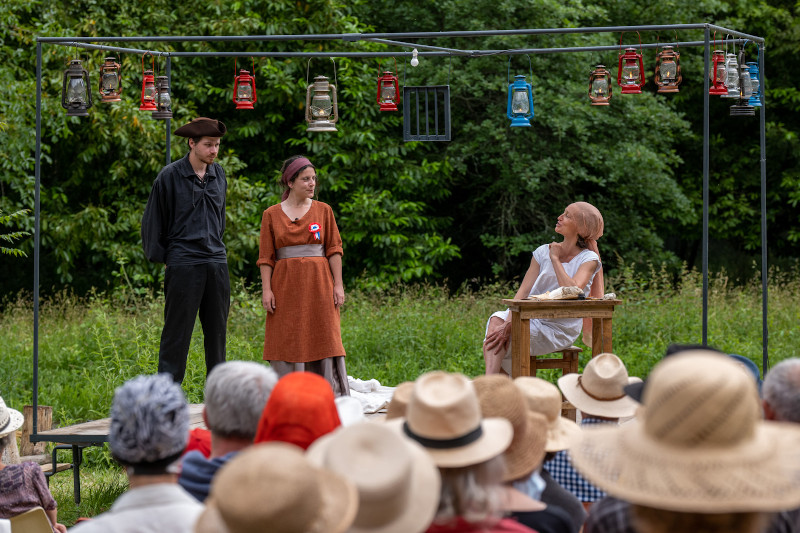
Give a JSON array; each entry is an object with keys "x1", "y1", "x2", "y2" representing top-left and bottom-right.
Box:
[
  {"x1": 233, "y1": 59, "x2": 257, "y2": 110},
  {"x1": 709, "y1": 50, "x2": 728, "y2": 96},
  {"x1": 617, "y1": 47, "x2": 645, "y2": 94},
  {"x1": 377, "y1": 66, "x2": 399, "y2": 112},
  {"x1": 139, "y1": 53, "x2": 157, "y2": 111}
]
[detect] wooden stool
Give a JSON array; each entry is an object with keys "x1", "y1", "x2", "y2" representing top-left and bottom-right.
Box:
[{"x1": 530, "y1": 346, "x2": 581, "y2": 422}]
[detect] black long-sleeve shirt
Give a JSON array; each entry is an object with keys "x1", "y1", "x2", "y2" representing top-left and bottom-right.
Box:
[{"x1": 141, "y1": 154, "x2": 227, "y2": 266}]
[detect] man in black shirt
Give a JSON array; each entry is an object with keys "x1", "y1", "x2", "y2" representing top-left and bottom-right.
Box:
[{"x1": 141, "y1": 117, "x2": 229, "y2": 383}]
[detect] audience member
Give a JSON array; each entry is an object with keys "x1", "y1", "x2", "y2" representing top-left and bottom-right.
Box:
[
  {"x1": 544, "y1": 353, "x2": 640, "y2": 511},
  {"x1": 514, "y1": 376, "x2": 585, "y2": 533},
  {"x1": 763, "y1": 358, "x2": 800, "y2": 423},
  {"x1": 387, "y1": 371, "x2": 534, "y2": 532},
  {"x1": 194, "y1": 442, "x2": 357, "y2": 533},
  {"x1": 384, "y1": 381, "x2": 414, "y2": 420},
  {"x1": 71, "y1": 374, "x2": 203, "y2": 532},
  {"x1": 473, "y1": 375, "x2": 574, "y2": 533},
  {"x1": 179, "y1": 361, "x2": 278, "y2": 501},
  {"x1": 0, "y1": 396, "x2": 66, "y2": 532},
  {"x1": 307, "y1": 422, "x2": 441, "y2": 533},
  {"x1": 254, "y1": 371, "x2": 340, "y2": 450},
  {"x1": 571, "y1": 350, "x2": 800, "y2": 533}
]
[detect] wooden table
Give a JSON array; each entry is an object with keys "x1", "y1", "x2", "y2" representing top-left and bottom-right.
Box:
[{"x1": 502, "y1": 298, "x2": 622, "y2": 378}]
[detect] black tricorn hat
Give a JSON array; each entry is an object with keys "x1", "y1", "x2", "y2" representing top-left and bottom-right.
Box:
[{"x1": 173, "y1": 117, "x2": 227, "y2": 138}]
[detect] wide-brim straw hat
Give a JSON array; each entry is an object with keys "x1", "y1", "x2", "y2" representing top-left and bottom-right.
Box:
[
  {"x1": 473, "y1": 375, "x2": 547, "y2": 482},
  {"x1": 196, "y1": 442, "x2": 358, "y2": 533},
  {"x1": 570, "y1": 351, "x2": 800, "y2": 513},
  {"x1": 308, "y1": 423, "x2": 440, "y2": 533},
  {"x1": 558, "y1": 353, "x2": 641, "y2": 418},
  {"x1": 385, "y1": 381, "x2": 414, "y2": 420},
  {"x1": 514, "y1": 376, "x2": 581, "y2": 452},
  {"x1": 387, "y1": 371, "x2": 513, "y2": 468},
  {"x1": 0, "y1": 396, "x2": 24, "y2": 437}
]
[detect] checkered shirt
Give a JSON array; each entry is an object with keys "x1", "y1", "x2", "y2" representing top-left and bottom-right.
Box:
[{"x1": 543, "y1": 416, "x2": 613, "y2": 503}]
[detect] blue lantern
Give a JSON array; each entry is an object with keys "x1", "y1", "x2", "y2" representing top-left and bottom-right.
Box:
[
  {"x1": 746, "y1": 62, "x2": 762, "y2": 107},
  {"x1": 507, "y1": 74, "x2": 534, "y2": 127}
]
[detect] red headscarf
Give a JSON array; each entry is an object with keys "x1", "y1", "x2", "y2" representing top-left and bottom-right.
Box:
[
  {"x1": 569, "y1": 201, "x2": 604, "y2": 343},
  {"x1": 254, "y1": 372, "x2": 341, "y2": 450}
]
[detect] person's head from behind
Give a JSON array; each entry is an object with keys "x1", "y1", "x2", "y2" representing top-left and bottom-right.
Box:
[
  {"x1": 386, "y1": 371, "x2": 513, "y2": 525},
  {"x1": 204, "y1": 361, "x2": 278, "y2": 441},
  {"x1": 109, "y1": 373, "x2": 189, "y2": 476},
  {"x1": 0, "y1": 395, "x2": 24, "y2": 461},
  {"x1": 763, "y1": 358, "x2": 800, "y2": 423},
  {"x1": 570, "y1": 350, "x2": 800, "y2": 529},
  {"x1": 254, "y1": 371, "x2": 340, "y2": 450}
]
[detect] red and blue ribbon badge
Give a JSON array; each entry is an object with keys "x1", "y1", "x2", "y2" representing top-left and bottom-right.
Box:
[{"x1": 309, "y1": 222, "x2": 321, "y2": 241}]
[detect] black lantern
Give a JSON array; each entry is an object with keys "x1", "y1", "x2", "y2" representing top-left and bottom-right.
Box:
[
  {"x1": 61, "y1": 59, "x2": 92, "y2": 117},
  {"x1": 99, "y1": 56, "x2": 122, "y2": 103},
  {"x1": 151, "y1": 76, "x2": 173, "y2": 119}
]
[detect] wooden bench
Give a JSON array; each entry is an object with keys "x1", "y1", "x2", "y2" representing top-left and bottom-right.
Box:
[{"x1": 531, "y1": 345, "x2": 581, "y2": 421}]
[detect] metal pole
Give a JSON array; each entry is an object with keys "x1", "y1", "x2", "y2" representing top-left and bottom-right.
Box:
[
  {"x1": 702, "y1": 26, "x2": 710, "y2": 345},
  {"x1": 759, "y1": 44, "x2": 769, "y2": 373},
  {"x1": 166, "y1": 56, "x2": 172, "y2": 165},
  {"x1": 33, "y1": 42, "x2": 42, "y2": 437}
]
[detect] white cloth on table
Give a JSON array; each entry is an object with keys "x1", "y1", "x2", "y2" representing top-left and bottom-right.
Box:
[
  {"x1": 347, "y1": 376, "x2": 396, "y2": 414},
  {"x1": 485, "y1": 244, "x2": 601, "y2": 374}
]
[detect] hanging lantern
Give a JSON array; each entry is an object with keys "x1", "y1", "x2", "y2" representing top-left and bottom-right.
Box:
[
  {"x1": 654, "y1": 46, "x2": 682, "y2": 93},
  {"x1": 709, "y1": 50, "x2": 728, "y2": 96},
  {"x1": 61, "y1": 59, "x2": 92, "y2": 117},
  {"x1": 98, "y1": 57, "x2": 122, "y2": 103},
  {"x1": 722, "y1": 52, "x2": 740, "y2": 98},
  {"x1": 617, "y1": 47, "x2": 645, "y2": 94},
  {"x1": 151, "y1": 76, "x2": 173, "y2": 119},
  {"x1": 139, "y1": 69, "x2": 157, "y2": 111},
  {"x1": 730, "y1": 62, "x2": 755, "y2": 117},
  {"x1": 377, "y1": 70, "x2": 400, "y2": 112},
  {"x1": 233, "y1": 69, "x2": 257, "y2": 110},
  {"x1": 305, "y1": 75, "x2": 339, "y2": 132},
  {"x1": 588, "y1": 65, "x2": 612, "y2": 105},
  {"x1": 506, "y1": 74, "x2": 534, "y2": 127},
  {"x1": 746, "y1": 61, "x2": 762, "y2": 107}
]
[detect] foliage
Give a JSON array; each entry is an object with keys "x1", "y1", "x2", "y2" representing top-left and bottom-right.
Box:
[{"x1": 0, "y1": 208, "x2": 30, "y2": 257}]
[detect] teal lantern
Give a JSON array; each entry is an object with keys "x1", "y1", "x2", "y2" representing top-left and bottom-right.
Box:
[
  {"x1": 507, "y1": 74, "x2": 534, "y2": 127},
  {"x1": 746, "y1": 62, "x2": 762, "y2": 107}
]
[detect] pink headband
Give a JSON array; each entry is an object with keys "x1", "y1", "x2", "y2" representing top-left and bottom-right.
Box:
[{"x1": 281, "y1": 157, "x2": 314, "y2": 201}]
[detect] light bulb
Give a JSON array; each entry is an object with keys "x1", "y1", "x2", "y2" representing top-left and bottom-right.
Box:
[{"x1": 410, "y1": 48, "x2": 419, "y2": 67}]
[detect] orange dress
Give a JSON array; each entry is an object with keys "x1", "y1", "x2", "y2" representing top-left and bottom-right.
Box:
[{"x1": 257, "y1": 201, "x2": 345, "y2": 362}]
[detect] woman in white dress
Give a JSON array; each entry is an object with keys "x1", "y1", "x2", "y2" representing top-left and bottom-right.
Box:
[{"x1": 483, "y1": 202, "x2": 604, "y2": 375}]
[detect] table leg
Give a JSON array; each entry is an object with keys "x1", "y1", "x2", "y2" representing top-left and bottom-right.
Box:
[
  {"x1": 511, "y1": 310, "x2": 531, "y2": 378},
  {"x1": 590, "y1": 317, "x2": 614, "y2": 357}
]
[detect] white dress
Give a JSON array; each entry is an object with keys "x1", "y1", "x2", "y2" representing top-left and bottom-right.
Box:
[{"x1": 485, "y1": 244, "x2": 601, "y2": 374}]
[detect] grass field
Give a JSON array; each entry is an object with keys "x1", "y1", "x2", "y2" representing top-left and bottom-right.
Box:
[{"x1": 2, "y1": 264, "x2": 798, "y2": 525}]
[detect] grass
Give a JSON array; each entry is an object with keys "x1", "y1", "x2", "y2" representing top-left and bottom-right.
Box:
[{"x1": 2, "y1": 264, "x2": 799, "y2": 525}]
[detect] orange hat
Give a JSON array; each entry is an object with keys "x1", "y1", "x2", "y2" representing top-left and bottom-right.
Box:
[{"x1": 254, "y1": 372, "x2": 341, "y2": 450}]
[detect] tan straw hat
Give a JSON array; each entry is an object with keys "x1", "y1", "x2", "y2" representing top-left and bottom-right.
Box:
[
  {"x1": 387, "y1": 371, "x2": 513, "y2": 468},
  {"x1": 0, "y1": 396, "x2": 24, "y2": 437},
  {"x1": 473, "y1": 375, "x2": 547, "y2": 482},
  {"x1": 558, "y1": 353, "x2": 641, "y2": 418},
  {"x1": 570, "y1": 350, "x2": 800, "y2": 513},
  {"x1": 514, "y1": 376, "x2": 581, "y2": 452},
  {"x1": 307, "y1": 423, "x2": 440, "y2": 533},
  {"x1": 385, "y1": 381, "x2": 414, "y2": 420},
  {"x1": 196, "y1": 442, "x2": 358, "y2": 533}
]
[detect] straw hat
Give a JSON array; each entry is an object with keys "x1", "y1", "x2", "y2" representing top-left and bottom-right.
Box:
[
  {"x1": 514, "y1": 376, "x2": 581, "y2": 452},
  {"x1": 558, "y1": 353, "x2": 641, "y2": 418},
  {"x1": 196, "y1": 442, "x2": 358, "y2": 533},
  {"x1": 387, "y1": 371, "x2": 513, "y2": 468},
  {"x1": 570, "y1": 351, "x2": 800, "y2": 513},
  {"x1": 307, "y1": 423, "x2": 440, "y2": 533},
  {"x1": 0, "y1": 396, "x2": 24, "y2": 437},
  {"x1": 473, "y1": 375, "x2": 547, "y2": 482},
  {"x1": 385, "y1": 381, "x2": 414, "y2": 420}
]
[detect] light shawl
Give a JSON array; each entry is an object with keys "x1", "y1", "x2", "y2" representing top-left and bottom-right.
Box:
[{"x1": 570, "y1": 201, "x2": 604, "y2": 342}]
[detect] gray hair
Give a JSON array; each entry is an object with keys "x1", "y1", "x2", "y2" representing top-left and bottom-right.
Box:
[
  {"x1": 205, "y1": 361, "x2": 278, "y2": 440},
  {"x1": 763, "y1": 358, "x2": 800, "y2": 423},
  {"x1": 432, "y1": 455, "x2": 506, "y2": 526}
]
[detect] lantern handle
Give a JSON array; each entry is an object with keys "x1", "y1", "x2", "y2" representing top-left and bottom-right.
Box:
[
  {"x1": 618, "y1": 31, "x2": 642, "y2": 52},
  {"x1": 724, "y1": 34, "x2": 736, "y2": 57},
  {"x1": 307, "y1": 57, "x2": 337, "y2": 86},
  {"x1": 142, "y1": 51, "x2": 155, "y2": 75},
  {"x1": 380, "y1": 57, "x2": 398, "y2": 76},
  {"x1": 507, "y1": 54, "x2": 533, "y2": 85}
]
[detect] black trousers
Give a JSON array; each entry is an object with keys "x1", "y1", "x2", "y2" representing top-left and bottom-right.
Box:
[{"x1": 158, "y1": 262, "x2": 230, "y2": 383}]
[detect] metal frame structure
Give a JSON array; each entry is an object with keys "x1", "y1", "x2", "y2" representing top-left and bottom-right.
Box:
[{"x1": 30, "y1": 22, "x2": 767, "y2": 487}]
